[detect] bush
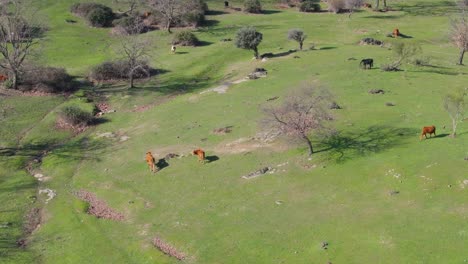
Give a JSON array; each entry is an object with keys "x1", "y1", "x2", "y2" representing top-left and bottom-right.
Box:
[
  {"x1": 299, "y1": 0, "x2": 321, "y2": 12},
  {"x1": 288, "y1": 28, "x2": 307, "y2": 50},
  {"x1": 86, "y1": 6, "x2": 114, "y2": 27},
  {"x1": 59, "y1": 106, "x2": 94, "y2": 126},
  {"x1": 172, "y1": 31, "x2": 199, "y2": 46},
  {"x1": 112, "y1": 15, "x2": 147, "y2": 35},
  {"x1": 381, "y1": 63, "x2": 400, "y2": 71},
  {"x1": 235, "y1": 26, "x2": 263, "y2": 58},
  {"x1": 180, "y1": 0, "x2": 207, "y2": 27},
  {"x1": 89, "y1": 60, "x2": 151, "y2": 81},
  {"x1": 244, "y1": 0, "x2": 262, "y2": 13},
  {"x1": 327, "y1": 0, "x2": 345, "y2": 13},
  {"x1": 70, "y1": 3, "x2": 108, "y2": 17},
  {"x1": 19, "y1": 65, "x2": 76, "y2": 93}
]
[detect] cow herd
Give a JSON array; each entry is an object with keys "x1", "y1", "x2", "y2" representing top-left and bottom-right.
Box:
[{"x1": 145, "y1": 149, "x2": 206, "y2": 173}]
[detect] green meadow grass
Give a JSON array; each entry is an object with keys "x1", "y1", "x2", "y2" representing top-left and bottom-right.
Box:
[{"x1": 1, "y1": 0, "x2": 467, "y2": 263}]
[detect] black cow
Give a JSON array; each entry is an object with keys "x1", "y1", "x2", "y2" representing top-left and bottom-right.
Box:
[
  {"x1": 360, "y1": 58, "x2": 373, "y2": 69},
  {"x1": 224, "y1": 1, "x2": 229, "y2": 7}
]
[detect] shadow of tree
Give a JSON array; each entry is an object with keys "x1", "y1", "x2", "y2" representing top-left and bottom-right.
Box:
[
  {"x1": 315, "y1": 126, "x2": 416, "y2": 163},
  {"x1": 205, "y1": 155, "x2": 219, "y2": 163},
  {"x1": 156, "y1": 158, "x2": 169, "y2": 171},
  {"x1": 394, "y1": 1, "x2": 458, "y2": 16}
]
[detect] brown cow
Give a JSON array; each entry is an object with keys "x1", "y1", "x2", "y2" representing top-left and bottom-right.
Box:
[
  {"x1": 393, "y1": 28, "x2": 400, "y2": 38},
  {"x1": 192, "y1": 149, "x2": 206, "y2": 164},
  {"x1": 420, "y1": 125, "x2": 436, "y2": 140},
  {"x1": 0, "y1": 75, "x2": 8, "y2": 82},
  {"x1": 145, "y1": 152, "x2": 157, "y2": 173}
]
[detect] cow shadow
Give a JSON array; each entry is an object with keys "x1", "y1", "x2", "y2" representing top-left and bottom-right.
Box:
[
  {"x1": 175, "y1": 51, "x2": 189, "y2": 55},
  {"x1": 318, "y1": 46, "x2": 338, "y2": 50},
  {"x1": 205, "y1": 155, "x2": 219, "y2": 163},
  {"x1": 315, "y1": 126, "x2": 416, "y2": 163},
  {"x1": 435, "y1": 133, "x2": 450, "y2": 138},
  {"x1": 156, "y1": 158, "x2": 169, "y2": 171}
]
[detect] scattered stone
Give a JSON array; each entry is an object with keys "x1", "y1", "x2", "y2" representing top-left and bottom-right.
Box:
[
  {"x1": 386, "y1": 102, "x2": 396, "y2": 106},
  {"x1": 448, "y1": 184, "x2": 452, "y2": 188},
  {"x1": 348, "y1": 57, "x2": 357, "y2": 60},
  {"x1": 463, "y1": 180, "x2": 468, "y2": 185},
  {"x1": 275, "y1": 200, "x2": 283, "y2": 205},
  {"x1": 293, "y1": 55, "x2": 300, "y2": 59},
  {"x1": 360, "y1": 37, "x2": 383, "y2": 46},
  {"x1": 220, "y1": 38, "x2": 232, "y2": 42},
  {"x1": 242, "y1": 166, "x2": 276, "y2": 179},
  {"x1": 390, "y1": 190, "x2": 400, "y2": 195},
  {"x1": 212, "y1": 126, "x2": 233, "y2": 135},
  {"x1": 248, "y1": 68, "x2": 268, "y2": 79},
  {"x1": 152, "y1": 236, "x2": 186, "y2": 260},
  {"x1": 261, "y1": 57, "x2": 268, "y2": 62},
  {"x1": 369, "y1": 89, "x2": 385, "y2": 94},
  {"x1": 329, "y1": 101, "x2": 342, "y2": 109},
  {"x1": 164, "y1": 153, "x2": 179, "y2": 160},
  {"x1": 267, "y1": 96, "x2": 279, "y2": 102},
  {"x1": 120, "y1": 135, "x2": 130, "y2": 142},
  {"x1": 39, "y1": 189, "x2": 56, "y2": 203},
  {"x1": 96, "y1": 132, "x2": 116, "y2": 138},
  {"x1": 75, "y1": 190, "x2": 124, "y2": 221}
]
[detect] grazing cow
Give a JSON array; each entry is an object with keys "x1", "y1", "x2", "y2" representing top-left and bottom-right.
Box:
[
  {"x1": 192, "y1": 149, "x2": 206, "y2": 164},
  {"x1": 420, "y1": 126, "x2": 436, "y2": 140},
  {"x1": 360, "y1": 58, "x2": 373, "y2": 69},
  {"x1": 171, "y1": 45, "x2": 176, "y2": 54},
  {"x1": 145, "y1": 152, "x2": 157, "y2": 173},
  {"x1": 0, "y1": 74, "x2": 8, "y2": 82},
  {"x1": 363, "y1": 3, "x2": 372, "y2": 8},
  {"x1": 393, "y1": 28, "x2": 400, "y2": 38}
]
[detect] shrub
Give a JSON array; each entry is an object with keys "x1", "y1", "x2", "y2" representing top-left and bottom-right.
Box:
[
  {"x1": 180, "y1": 0, "x2": 208, "y2": 27},
  {"x1": 327, "y1": 0, "x2": 345, "y2": 13},
  {"x1": 86, "y1": 6, "x2": 114, "y2": 27},
  {"x1": 288, "y1": 29, "x2": 307, "y2": 50},
  {"x1": 381, "y1": 63, "x2": 400, "y2": 71},
  {"x1": 70, "y1": 3, "x2": 108, "y2": 17},
  {"x1": 89, "y1": 60, "x2": 151, "y2": 81},
  {"x1": 299, "y1": 0, "x2": 321, "y2": 12},
  {"x1": 244, "y1": 0, "x2": 262, "y2": 13},
  {"x1": 59, "y1": 106, "x2": 94, "y2": 126},
  {"x1": 112, "y1": 15, "x2": 147, "y2": 35},
  {"x1": 19, "y1": 65, "x2": 76, "y2": 93},
  {"x1": 172, "y1": 31, "x2": 199, "y2": 46}
]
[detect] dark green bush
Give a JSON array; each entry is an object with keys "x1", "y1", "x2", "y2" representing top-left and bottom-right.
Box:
[
  {"x1": 89, "y1": 60, "x2": 151, "y2": 81},
  {"x1": 172, "y1": 31, "x2": 199, "y2": 46},
  {"x1": 86, "y1": 6, "x2": 114, "y2": 27},
  {"x1": 244, "y1": 0, "x2": 262, "y2": 13},
  {"x1": 19, "y1": 65, "x2": 76, "y2": 93},
  {"x1": 299, "y1": 0, "x2": 321, "y2": 12},
  {"x1": 70, "y1": 3, "x2": 108, "y2": 17},
  {"x1": 59, "y1": 106, "x2": 93, "y2": 126}
]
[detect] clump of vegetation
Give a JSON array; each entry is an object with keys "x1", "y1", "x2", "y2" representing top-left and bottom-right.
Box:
[
  {"x1": 70, "y1": 3, "x2": 114, "y2": 27},
  {"x1": 148, "y1": 0, "x2": 208, "y2": 33},
  {"x1": 244, "y1": 0, "x2": 262, "y2": 13},
  {"x1": 59, "y1": 106, "x2": 94, "y2": 126},
  {"x1": 382, "y1": 42, "x2": 422, "y2": 71},
  {"x1": 327, "y1": 0, "x2": 346, "y2": 13},
  {"x1": 298, "y1": 0, "x2": 321, "y2": 12},
  {"x1": 443, "y1": 87, "x2": 467, "y2": 138},
  {"x1": 112, "y1": 15, "x2": 147, "y2": 35},
  {"x1": 89, "y1": 60, "x2": 150, "y2": 82},
  {"x1": 288, "y1": 29, "x2": 307, "y2": 50},
  {"x1": 235, "y1": 26, "x2": 263, "y2": 59},
  {"x1": 19, "y1": 65, "x2": 76, "y2": 93},
  {"x1": 172, "y1": 31, "x2": 199, "y2": 46}
]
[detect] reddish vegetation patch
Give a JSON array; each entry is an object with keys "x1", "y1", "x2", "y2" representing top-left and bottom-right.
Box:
[
  {"x1": 95, "y1": 102, "x2": 111, "y2": 114},
  {"x1": 76, "y1": 190, "x2": 124, "y2": 221},
  {"x1": 132, "y1": 103, "x2": 156, "y2": 112},
  {"x1": 152, "y1": 237, "x2": 186, "y2": 260},
  {"x1": 55, "y1": 118, "x2": 88, "y2": 134}
]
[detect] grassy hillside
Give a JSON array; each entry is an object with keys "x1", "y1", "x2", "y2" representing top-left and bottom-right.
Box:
[{"x1": 1, "y1": 0, "x2": 467, "y2": 263}]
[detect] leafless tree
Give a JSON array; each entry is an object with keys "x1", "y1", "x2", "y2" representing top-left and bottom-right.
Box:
[
  {"x1": 444, "y1": 88, "x2": 467, "y2": 138},
  {"x1": 346, "y1": 0, "x2": 364, "y2": 18},
  {"x1": 450, "y1": 16, "x2": 468, "y2": 65},
  {"x1": 263, "y1": 85, "x2": 334, "y2": 156},
  {"x1": 113, "y1": 0, "x2": 143, "y2": 15},
  {"x1": 147, "y1": 0, "x2": 181, "y2": 33},
  {"x1": 0, "y1": 0, "x2": 42, "y2": 89},
  {"x1": 117, "y1": 26, "x2": 151, "y2": 88}
]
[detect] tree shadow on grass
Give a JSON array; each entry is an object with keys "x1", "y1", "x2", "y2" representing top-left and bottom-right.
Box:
[
  {"x1": 156, "y1": 158, "x2": 169, "y2": 171},
  {"x1": 262, "y1": 10, "x2": 282, "y2": 15},
  {"x1": 393, "y1": 0, "x2": 459, "y2": 16},
  {"x1": 315, "y1": 126, "x2": 416, "y2": 163}
]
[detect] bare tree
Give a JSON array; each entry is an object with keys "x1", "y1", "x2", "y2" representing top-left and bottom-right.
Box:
[
  {"x1": 346, "y1": 0, "x2": 364, "y2": 18},
  {"x1": 263, "y1": 85, "x2": 334, "y2": 156},
  {"x1": 113, "y1": 0, "x2": 143, "y2": 15},
  {"x1": 0, "y1": 0, "x2": 42, "y2": 89},
  {"x1": 147, "y1": 0, "x2": 181, "y2": 33},
  {"x1": 450, "y1": 16, "x2": 468, "y2": 65},
  {"x1": 117, "y1": 24, "x2": 151, "y2": 88},
  {"x1": 444, "y1": 88, "x2": 467, "y2": 138}
]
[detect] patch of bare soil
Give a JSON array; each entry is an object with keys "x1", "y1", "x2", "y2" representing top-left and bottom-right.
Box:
[
  {"x1": 212, "y1": 126, "x2": 233, "y2": 135},
  {"x1": 75, "y1": 190, "x2": 124, "y2": 221},
  {"x1": 55, "y1": 118, "x2": 89, "y2": 134},
  {"x1": 152, "y1": 236, "x2": 186, "y2": 260}
]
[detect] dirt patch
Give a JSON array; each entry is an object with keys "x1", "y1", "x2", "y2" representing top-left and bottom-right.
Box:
[
  {"x1": 24, "y1": 208, "x2": 42, "y2": 235},
  {"x1": 212, "y1": 126, "x2": 233, "y2": 135},
  {"x1": 152, "y1": 236, "x2": 186, "y2": 260},
  {"x1": 76, "y1": 190, "x2": 124, "y2": 221},
  {"x1": 200, "y1": 79, "x2": 248, "y2": 94},
  {"x1": 55, "y1": 118, "x2": 88, "y2": 134},
  {"x1": 39, "y1": 189, "x2": 56, "y2": 203}
]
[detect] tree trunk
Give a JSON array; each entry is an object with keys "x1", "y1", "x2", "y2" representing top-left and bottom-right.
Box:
[
  {"x1": 375, "y1": 0, "x2": 380, "y2": 9},
  {"x1": 299, "y1": 42, "x2": 303, "y2": 50},
  {"x1": 166, "y1": 20, "x2": 172, "y2": 33},
  {"x1": 253, "y1": 46, "x2": 259, "y2": 59},
  {"x1": 451, "y1": 119, "x2": 457, "y2": 138},
  {"x1": 11, "y1": 71, "x2": 18, "y2": 90},
  {"x1": 383, "y1": 0, "x2": 387, "y2": 7},
  {"x1": 457, "y1": 48, "x2": 465, "y2": 65},
  {"x1": 303, "y1": 135, "x2": 314, "y2": 156},
  {"x1": 129, "y1": 73, "x2": 134, "y2": 88}
]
